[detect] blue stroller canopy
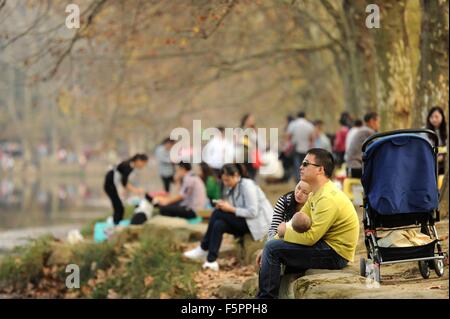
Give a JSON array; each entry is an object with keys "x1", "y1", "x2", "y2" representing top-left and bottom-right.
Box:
[{"x1": 362, "y1": 134, "x2": 439, "y2": 215}]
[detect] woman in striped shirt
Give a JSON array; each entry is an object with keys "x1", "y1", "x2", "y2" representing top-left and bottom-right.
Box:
[{"x1": 256, "y1": 180, "x2": 312, "y2": 267}]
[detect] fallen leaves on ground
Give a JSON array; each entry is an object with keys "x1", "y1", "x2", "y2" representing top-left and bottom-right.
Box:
[
  {"x1": 144, "y1": 275, "x2": 154, "y2": 287},
  {"x1": 160, "y1": 292, "x2": 171, "y2": 299},
  {"x1": 193, "y1": 261, "x2": 257, "y2": 299},
  {"x1": 107, "y1": 289, "x2": 120, "y2": 299}
]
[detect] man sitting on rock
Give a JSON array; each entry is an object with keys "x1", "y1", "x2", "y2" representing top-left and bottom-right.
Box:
[{"x1": 257, "y1": 148, "x2": 359, "y2": 299}]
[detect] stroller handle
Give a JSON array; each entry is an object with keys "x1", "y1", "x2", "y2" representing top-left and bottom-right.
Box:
[{"x1": 362, "y1": 129, "x2": 439, "y2": 152}]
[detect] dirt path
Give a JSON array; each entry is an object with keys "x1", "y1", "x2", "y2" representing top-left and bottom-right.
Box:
[{"x1": 352, "y1": 218, "x2": 448, "y2": 298}]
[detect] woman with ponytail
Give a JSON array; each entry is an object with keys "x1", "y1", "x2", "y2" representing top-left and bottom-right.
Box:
[
  {"x1": 183, "y1": 163, "x2": 273, "y2": 271},
  {"x1": 103, "y1": 153, "x2": 148, "y2": 225}
]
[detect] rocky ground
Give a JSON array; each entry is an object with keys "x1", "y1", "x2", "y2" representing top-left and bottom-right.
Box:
[{"x1": 0, "y1": 182, "x2": 448, "y2": 299}]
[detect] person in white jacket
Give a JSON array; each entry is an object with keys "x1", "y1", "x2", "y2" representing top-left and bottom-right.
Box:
[
  {"x1": 183, "y1": 163, "x2": 273, "y2": 271},
  {"x1": 202, "y1": 127, "x2": 235, "y2": 176}
]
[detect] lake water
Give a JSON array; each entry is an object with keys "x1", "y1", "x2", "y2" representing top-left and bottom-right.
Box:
[
  {"x1": 0, "y1": 176, "x2": 109, "y2": 231},
  {"x1": 0, "y1": 165, "x2": 164, "y2": 251}
]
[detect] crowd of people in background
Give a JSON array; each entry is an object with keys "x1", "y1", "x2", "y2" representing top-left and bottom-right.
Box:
[
  {"x1": 281, "y1": 110, "x2": 375, "y2": 181},
  {"x1": 101, "y1": 105, "x2": 447, "y2": 289}
]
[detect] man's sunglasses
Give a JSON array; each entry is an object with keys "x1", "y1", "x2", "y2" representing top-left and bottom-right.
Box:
[{"x1": 301, "y1": 161, "x2": 321, "y2": 168}]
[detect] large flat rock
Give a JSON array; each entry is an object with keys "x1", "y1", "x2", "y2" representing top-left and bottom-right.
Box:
[
  {"x1": 293, "y1": 272, "x2": 445, "y2": 299},
  {"x1": 147, "y1": 216, "x2": 207, "y2": 233},
  {"x1": 215, "y1": 275, "x2": 258, "y2": 299},
  {"x1": 236, "y1": 234, "x2": 265, "y2": 265},
  {"x1": 142, "y1": 216, "x2": 207, "y2": 242}
]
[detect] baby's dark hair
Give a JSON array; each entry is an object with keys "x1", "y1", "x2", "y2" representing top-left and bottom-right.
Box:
[{"x1": 291, "y1": 212, "x2": 311, "y2": 233}]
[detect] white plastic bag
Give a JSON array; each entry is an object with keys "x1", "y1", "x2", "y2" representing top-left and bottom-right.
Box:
[{"x1": 67, "y1": 229, "x2": 84, "y2": 244}]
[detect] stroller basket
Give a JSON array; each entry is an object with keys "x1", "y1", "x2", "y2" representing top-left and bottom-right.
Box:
[{"x1": 378, "y1": 240, "x2": 437, "y2": 262}]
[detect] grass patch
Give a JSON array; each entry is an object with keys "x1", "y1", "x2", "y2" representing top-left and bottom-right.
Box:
[
  {"x1": 92, "y1": 228, "x2": 198, "y2": 298},
  {"x1": 0, "y1": 236, "x2": 53, "y2": 291},
  {"x1": 71, "y1": 242, "x2": 118, "y2": 286},
  {"x1": 0, "y1": 219, "x2": 198, "y2": 298}
]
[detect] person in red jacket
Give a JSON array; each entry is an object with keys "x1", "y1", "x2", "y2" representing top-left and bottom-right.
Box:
[{"x1": 333, "y1": 117, "x2": 349, "y2": 168}]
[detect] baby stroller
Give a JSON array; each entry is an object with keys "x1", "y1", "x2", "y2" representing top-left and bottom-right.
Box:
[{"x1": 360, "y1": 129, "x2": 446, "y2": 282}]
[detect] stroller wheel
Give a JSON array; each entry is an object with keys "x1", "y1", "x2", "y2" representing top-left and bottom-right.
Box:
[
  {"x1": 418, "y1": 260, "x2": 430, "y2": 279},
  {"x1": 433, "y1": 259, "x2": 445, "y2": 277},
  {"x1": 360, "y1": 258, "x2": 366, "y2": 277}
]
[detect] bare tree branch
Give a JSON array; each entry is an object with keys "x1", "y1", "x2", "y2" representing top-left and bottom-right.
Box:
[
  {"x1": 199, "y1": 0, "x2": 237, "y2": 39},
  {"x1": 214, "y1": 42, "x2": 335, "y2": 69},
  {"x1": 293, "y1": 7, "x2": 348, "y2": 54},
  {"x1": 42, "y1": 0, "x2": 109, "y2": 81},
  {"x1": 0, "y1": 0, "x2": 6, "y2": 12},
  {"x1": 0, "y1": 0, "x2": 51, "y2": 50}
]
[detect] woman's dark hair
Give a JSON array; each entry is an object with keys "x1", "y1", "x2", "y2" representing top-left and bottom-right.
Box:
[
  {"x1": 339, "y1": 112, "x2": 352, "y2": 127},
  {"x1": 426, "y1": 106, "x2": 447, "y2": 145},
  {"x1": 285, "y1": 191, "x2": 298, "y2": 221},
  {"x1": 220, "y1": 163, "x2": 249, "y2": 178},
  {"x1": 129, "y1": 153, "x2": 148, "y2": 162},
  {"x1": 339, "y1": 118, "x2": 348, "y2": 126},
  {"x1": 240, "y1": 113, "x2": 253, "y2": 128},
  {"x1": 178, "y1": 161, "x2": 192, "y2": 171},
  {"x1": 200, "y1": 162, "x2": 213, "y2": 183}
]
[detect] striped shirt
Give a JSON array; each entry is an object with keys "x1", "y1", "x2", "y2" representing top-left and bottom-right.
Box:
[{"x1": 267, "y1": 191, "x2": 298, "y2": 240}]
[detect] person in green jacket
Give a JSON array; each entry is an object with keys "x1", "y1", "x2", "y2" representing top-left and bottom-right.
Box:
[{"x1": 199, "y1": 162, "x2": 222, "y2": 204}]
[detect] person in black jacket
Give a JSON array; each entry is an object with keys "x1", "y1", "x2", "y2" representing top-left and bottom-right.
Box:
[{"x1": 103, "y1": 153, "x2": 148, "y2": 225}]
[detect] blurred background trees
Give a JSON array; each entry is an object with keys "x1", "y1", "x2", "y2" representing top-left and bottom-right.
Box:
[{"x1": 0, "y1": 0, "x2": 448, "y2": 161}]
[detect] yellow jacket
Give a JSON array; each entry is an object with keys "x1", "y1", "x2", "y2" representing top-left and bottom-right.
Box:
[{"x1": 284, "y1": 180, "x2": 359, "y2": 262}]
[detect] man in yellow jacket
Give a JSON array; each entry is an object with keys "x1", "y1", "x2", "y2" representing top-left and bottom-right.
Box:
[{"x1": 257, "y1": 148, "x2": 359, "y2": 299}]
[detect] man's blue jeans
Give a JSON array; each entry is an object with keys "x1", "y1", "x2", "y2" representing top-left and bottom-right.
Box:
[{"x1": 257, "y1": 239, "x2": 348, "y2": 299}]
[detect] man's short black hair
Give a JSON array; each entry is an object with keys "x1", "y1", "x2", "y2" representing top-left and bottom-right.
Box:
[
  {"x1": 364, "y1": 112, "x2": 378, "y2": 123},
  {"x1": 306, "y1": 148, "x2": 335, "y2": 178},
  {"x1": 297, "y1": 111, "x2": 306, "y2": 118},
  {"x1": 313, "y1": 119, "x2": 323, "y2": 126},
  {"x1": 354, "y1": 119, "x2": 363, "y2": 127},
  {"x1": 162, "y1": 137, "x2": 174, "y2": 145},
  {"x1": 178, "y1": 162, "x2": 192, "y2": 171}
]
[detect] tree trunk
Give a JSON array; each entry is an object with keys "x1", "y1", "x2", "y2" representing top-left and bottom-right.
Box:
[
  {"x1": 412, "y1": 0, "x2": 449, "y2": 128},
  {"x1": 342, "y1": 0, "x2": 378, "y2": 117},
  {"x1": 6, "y1": 65, "x2": 35, "y2": 167},
  {"x1": 372, "y1": 0, "x2": 415, "y2": 131},
  {"x1": 410, "y1": 0, "x2": 449, "y2": 217}
]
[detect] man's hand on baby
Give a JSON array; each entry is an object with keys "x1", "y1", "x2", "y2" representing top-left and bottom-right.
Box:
[{"x1": 277, "y1": 222, "x2": 286, "y2": 238}]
